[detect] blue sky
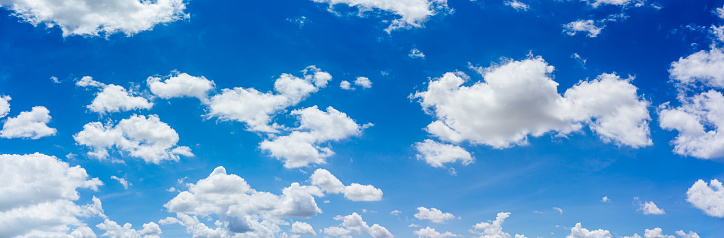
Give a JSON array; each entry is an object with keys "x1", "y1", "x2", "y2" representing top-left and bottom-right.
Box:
[{"x1": 1, "y1": 0, "x2": 724, "y2": 237}]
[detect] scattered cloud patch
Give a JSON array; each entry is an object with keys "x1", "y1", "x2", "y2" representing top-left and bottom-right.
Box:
[
  {"x1": 110, "y1": 176, "x2": 131, "y2": 189},
  {"x1": 414, "y1": 56, "x2": 651, "y2": 149},
  {"x1": 554, "y1": 207, "x2": 563, "y2": 214},
  {"x1": 414, "y1": 139, "x2": 473, "y2": 167},
  {"x1": 0, "y1": 0, "x2": 189, "y2": 37},
  {"x1": 147, "y1": 72, "x2": 215, "y2": 101},
  {"x1": 415, "y1": 207, "x2": 456, "y2": 223},
  {"x1": 505, "y1": 0, "x2": 530, "y2": 11},
  {"x1": 659, "y1": 90, "x2": 724, "y2": 159},
  {"x1": 0, "y1": 106, "x2": 57, "y2": 139},
  {"x1": 291, "y1": 221, "x2": 316, "y2": 236},
  {"x1": 76, "y1": 76, "x2": 153, "y2": 114},
  {"x1": 323, "y1": 212, "x2": 393, "y2": 238},
  {"x1": 97, "y1": 219, "x2": 162, "y2": 238},
  {"x1": 341, "y1": 80, "x2": 353, "y2": 90},
  {"x1": 563, "y1": 20, "x2": 604, "y2": 37},
  {"x1": 0, "y1": 96, "x2": 9, "y2": 118},
  {"x1": 567, "y1": 223, "x2": 611, "y2": 238},
  {"x1": 311, "y1": 168, "x2": 383, "y2": 201},
  {"x1": 471, "y1": 212, "x2": 526, "y2": 238},
  {"x1": 410, "y1": 48, "x2": 426, "y2": 58},
  {"x1": 414, "y1": 227, "x2": 459, "y2": 238},
  {"x1": 206, "y1": 66, "x2": 331, "y2": 133},
  {"x1": 73, "y1": 114, "x2": 193, "y2": 163},
  {"x1": 355, "y1": 76, "x2": 372, "y2": 89},
  {"x1": 311, "y1": 0, "x2": 449, "y2": 32},
  {"x1": 602, "y1": 196, "x2": 610, "y2": 203},
  {"x1": 686, "y1": 179, "x2": 724, "y2": 217},
  {"x1": 260, "y1": 106, "x2": 370, "y2": 168},
  {"x1": 0, "y1": 153, "x2": 104, "y2": 237}
]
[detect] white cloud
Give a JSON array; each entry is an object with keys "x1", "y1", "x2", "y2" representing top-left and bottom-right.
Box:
[
  {"x1": 73, "y1": 114, "x2": 193, "y2": 163},
  {"x1": 670, "y1": 47, "x2": 724, "y2": 88},
  {"x1": 553, "y1": 207, "x2": 563, "y2": 214},
  {"x1": 563, "y1": 20, "x2": 604, "y2": 37},
  {"x1": 291, "y1": 221, "x2": 316, "y2": 236},
  {"x1": 341, "y1": 80, "x2": 354, "y2": 90},
  {"x1": 410, "y1": 48, "x2": 426, "y2": 58},
  {"x1": 147, "y1": 72, "x2": 215, "y2": 101},
  {"x1": 659, "y1": 90, "x2": 724, "y2": 159},
  {"x1": 1, "y1": 106, "x2": 57, "y2": 139},
  {"x1": 505, "y1": 0, "x2": 530, "y2": 11},
  {"x1": 311, "y1": 168, "x2": 346, "y2": 194},
  {"x1": 355, "y1": 76, "x2": 372, "y2": 89},
  {"x1": 162, "y1": 166, "x2": 326, "y2": 236},
  {"x1": 207, "y1": 66, "x2": 331, "y2": 133},
  {"x1": 717, "y1": 5, "x2": 724, "y2": 19},
  {"x1": 344, "y1": 183, "x2": 383, "y2": 201},
  {"x1": 96, "y1": 219, "x2": 162, "y2": 238},
  {"x1": 110, "y1": 176, "x2": 131, "y2": 189},
  {"x1": 639, "y1": 201, "x2": 665, "y2": 215},
  {"x1": 625, "y1": 228, "x2": 700, "y2": 238},
  {"x1": 414, "y1": 227, "x2": 458, "y2": 238},
  {"x1": 260, "y1": 106, "x2": 369, "y2": 168},
  {"x1": 0, "y1": 153, "x2": 104, "y2": 237},
  {"x1": 76, "y1": 77, "x2": 153, "y2": 114},
  {"x1": 0, "y1": 95, "x2": 10, "y2": 118},
  {"x1": 686, "y1": 179, "x2": 724, "y2": 217},
  {"x1": 584, "y1": 0, "x2": 631, "y2": 8},
  {"x1": 311, "y1": 0, "x2": 448, "y2": 32},
  {"x1": 311, "y1": 168, "x2": 383, "y2": 201},
  {"x1": 567, "y1": 223, "x2": 611, "y2": 238},
  {"x1": 414, "y1": 56, "x2": 651, "y2": 149},
  {"x1": 323, "y1": 213, "x2": 393, "y2": 238},
  {"x1": 602, "y1": 196, "x2": 610, "y2": 203},
  {"x1": 472, "y1": 212, "x2": 526, "y2": 238},
  {"x1": 414, "y1": 207, "x2": 455, "y2": 223},
  {"x1": 0, "y1": 0, "x2": 188, "y2": 37},
  {"x1": 51, "y1": 76, "x2": 61, "y2": 84},
  {"x1": 414, "y1": 139, "x2": 473, "y2": 167}
]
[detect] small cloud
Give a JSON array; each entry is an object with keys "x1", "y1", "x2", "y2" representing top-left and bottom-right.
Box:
[
  {"x1": 505, "y1": 0, "x2": 530, "y2": 11},
  {"x1": 390, "y1": 210, "x2": 401, "y2": 216},
  {"x1": 563, "y1": 19, "x2": 604, "y2": 37},
  {"x1": 166, "y1": 187, "x2": 177, "y2": 192},
  {"x1": 409, "y1": 48, "x2": 426, "y2": 59},
  {"x1": 340, "y1": 80, "x2": 353, "y2": 90},
  {"x1": 50, "y1": 76, "x2": 60, "y2": 84},
  {"x1": 601, "y1": 196, "x2": 610, "y2": 203},
  {"x1": 409, "y1": 223, "x2": 421, "y2": 228},
  {"x1": 287, "y1": 16, "x2": 308, "y2": 28},
  {"x1": 553, "y1": 207, "x2": 563, "y2": 214},
  {"x1": 571, "y1": 53, "x2": 587, "y2": 66},
  {"x1": 354, "y1": 77, "x2": 372, "y2": 89},
  {"x1": 635, "y1": 197, "x2": 665, "y2": 215},
  {"x1": 110, "y1": 176, "x2": 131, "y2": 189},
  {"x1": 533, "y1": 210, "x2": 544, "y2": 214}
]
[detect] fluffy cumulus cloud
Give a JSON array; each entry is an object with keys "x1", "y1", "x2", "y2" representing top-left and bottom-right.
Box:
[
  {"x1": 323, "y1": 212, "x2": 393, "y2": 238},
  {"x1": 624, "y1": 228, "x2": 700, "y2": 238},
  {"x1": 471, "y1": 212, "x2": 525, "y2": 238},
  {"x1": 260, "y1": 106, "x2": 369, "y2": 168},
  {"x1": 96, "y1": 219, "x2": 162, "y2": 238},
  {"x1": 311, "y1": 0, "x2": 448, "y2": 32},
  {"x1": 659, "y1": 90, "x2": 724, "y2": 159},
  {"x1": 0, "y1": 106, "x2": 57, "y2": 139},
  {"x1": 355, "y1": 76, "x2": 372, "y2": 89},
  {"x1": 291, "y1": 221, "x2": 316, "y2": 236},
  {"x1": 0, "y1": 95, "x2": 9, "y2": 118},
  {"x1": 207, "y1": 66, "x2": 331, "y2": 133},
  {"x1": 670, "y1": 47, "x2": 724, "y2": 88},
  {"x1": 414, "y1": 227, "x2": 458, "y2": 238},
  {"x1": 73, "y1": 114, "x2": 193, "y2": 163},
  {"x1": 310, "y1": 168, "x2": 383, "y2": 201},
  {"x1": 563, "y1": 19, "x2": 604, "y2": 37},
  {"x1": 567, "y1": 223, "x2": 611, "y2": 238},
  {"x1": 76, "y1": 76, "x2": 153, "y2": 114},
  {"x1": 0, "y1": 0, "x2": 188, "y2": 37},
  {"x1": 414, "y1": 207, "x2": 456, "y2": 223},
  {"x1": 414, "y1": 56, "x2": 651, "y2": 150},
  {"x1": 147, "y1": 72, "x2": 216, "y2": 100},
  {"x1": 0, "y1": 153, "x2": 104, "y2": 237},
  {"x1": 638, "y1": 200, "x2": 665, "y2": 215},
  {"x1": 163, "y1": 166, "x2": 324, "y2": 237},
  {"x1": 686, "y1": 179, "x2": 724, "y2": 217},
  {"x1": 162, "y1": 166, "x2": 382, "y2": 237},
  {"x1": 414, "y1": 139, "x2": 473, "y2": 168}
]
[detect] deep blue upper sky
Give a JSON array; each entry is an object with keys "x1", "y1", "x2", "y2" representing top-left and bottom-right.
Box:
[{"x1": 1, "y1": 0, "x2": 724, "y2": 237}]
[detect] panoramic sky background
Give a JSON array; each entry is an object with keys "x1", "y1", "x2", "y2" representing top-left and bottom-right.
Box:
[{"x1": 1, "y1": 0, "x2": 724, "y2": 237}]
